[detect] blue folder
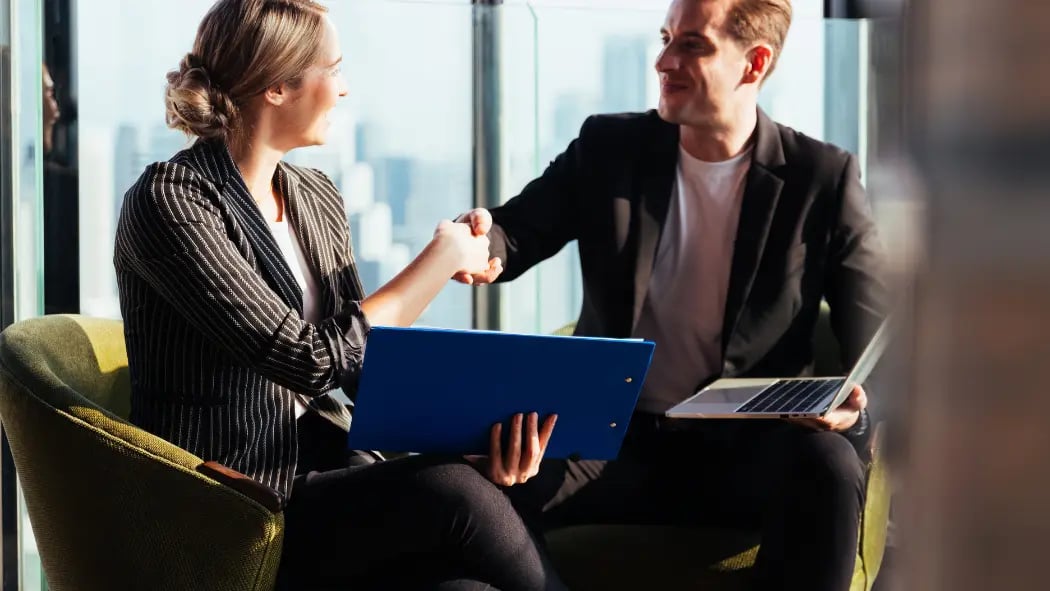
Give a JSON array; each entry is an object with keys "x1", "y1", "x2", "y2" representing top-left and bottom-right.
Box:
[{"x1": 346, "y1": 326, "x2": 655, "y2": 460}]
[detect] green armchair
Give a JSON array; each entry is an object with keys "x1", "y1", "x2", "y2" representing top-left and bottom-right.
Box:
[
  {"x1": 544, "y1": 305, "x2": 891, "y2": 590},
  {"x1": 0, "y1": 315, "x2": 283, "y2": 591}
]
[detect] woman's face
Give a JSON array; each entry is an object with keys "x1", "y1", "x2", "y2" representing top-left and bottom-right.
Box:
[{"x1": 271, "y1": 17, "x2": 348, "y2": 150}]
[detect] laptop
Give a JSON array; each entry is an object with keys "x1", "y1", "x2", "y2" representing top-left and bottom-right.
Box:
[
  {"x1": 664, "y1": 318, "x2": 890, "y2": 419},
  {"x1": 347, "y1": 326, "x2": 655, "y2": 460}
]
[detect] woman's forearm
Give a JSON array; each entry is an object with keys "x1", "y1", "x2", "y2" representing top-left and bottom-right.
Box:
[{"x1": 361, "y1": 239, "x2": 459, "y2": 327}]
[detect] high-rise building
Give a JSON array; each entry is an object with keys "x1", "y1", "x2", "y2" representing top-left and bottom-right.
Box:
[{"x1": 371, "y1": 157, "x2": 415, "y2": 229}]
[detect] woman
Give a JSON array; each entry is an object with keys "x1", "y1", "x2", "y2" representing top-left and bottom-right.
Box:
[{"x1": 113, "y1": 1, "x2": 563, "y2": 589}]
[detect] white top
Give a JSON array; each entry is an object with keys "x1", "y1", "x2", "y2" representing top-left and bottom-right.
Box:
[
  {"x1": 633, "y1": 144, "x2": 753, "y2": 413},
  {"x1": 268, "y1": 218, "x2": 323, "y2": 418}
]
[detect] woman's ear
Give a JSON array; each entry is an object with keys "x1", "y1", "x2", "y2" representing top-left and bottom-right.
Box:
[{"x1": 263, "y1": 83, "x2": 287, "y2": 107}]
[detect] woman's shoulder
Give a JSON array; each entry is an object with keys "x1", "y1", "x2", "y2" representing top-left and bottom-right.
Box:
[
  {"x1": 126, "y1": 144, "x2": 222, "y2": 205},
  {"x1": 281, "y1": 161, "x2": 338, "y2": 192},
  {"x1": 280, "y1": 162, "x2": 345, "y2": 212}
]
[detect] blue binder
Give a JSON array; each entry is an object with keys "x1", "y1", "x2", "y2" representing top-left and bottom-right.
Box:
[{"x1": 346, "y1": 326, "x2": 655, "y2": 460}]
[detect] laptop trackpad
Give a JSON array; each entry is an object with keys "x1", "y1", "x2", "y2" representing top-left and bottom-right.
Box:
[{"x1": 667, "y1": 383, "x2": 770, "y2": 416}]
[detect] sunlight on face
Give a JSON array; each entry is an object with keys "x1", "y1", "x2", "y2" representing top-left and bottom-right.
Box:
[
  {"x1": 654, "y1": 0, "x2": 756, "y2": 129},
  {"x1": 277, "y1": 17, "x2": 348, "y2": 150}
]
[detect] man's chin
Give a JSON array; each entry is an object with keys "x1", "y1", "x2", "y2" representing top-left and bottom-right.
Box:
[{"x1": 657, "y1": 103, "x2": 686, "y2": 125}]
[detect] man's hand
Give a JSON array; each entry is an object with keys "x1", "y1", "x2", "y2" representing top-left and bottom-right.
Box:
[
  {"x1": 452, "y1": 208, "x2": 503, "y2": 285},
  {"x1": 467, "y1": 412, "x2": 557, "y2": 486},
  {"x1": 789, "y1": 384, "x2": 867, "y2": 432}
]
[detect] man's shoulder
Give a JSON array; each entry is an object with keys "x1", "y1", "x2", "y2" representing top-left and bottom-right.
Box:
[
  {"x1": 571, "y1": 110, "x2": 674, "y2": 164},
  {"x1": 772, "y1": 119, "x2": 855, "y2": 178},
  {"x1": 578, "y1": 109, "x2": 668, "y2": 139}
]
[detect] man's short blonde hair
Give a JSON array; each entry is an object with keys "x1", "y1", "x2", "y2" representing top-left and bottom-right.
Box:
[{"x1": 725, "y1": 0, "x2": 793, "y2": 80}]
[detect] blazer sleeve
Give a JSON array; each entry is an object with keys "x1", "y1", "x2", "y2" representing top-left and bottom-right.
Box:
[
  {"x1": 487, "y1": 117, "x2": 595, "y2": 281},
  {"x1": 823, "y1": 154, "x2": 890, "y2": 367},
  {"x1": 116, "y1": 162, "x2": 370, "y2": 397}
]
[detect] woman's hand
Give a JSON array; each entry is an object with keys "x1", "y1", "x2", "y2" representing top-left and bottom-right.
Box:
[
  {"x1": 432, "y1": 219, "x2": 494, "y2": 277},
  {"x1": 468, "y1": 412, "x2": 557, "y2": 487}
]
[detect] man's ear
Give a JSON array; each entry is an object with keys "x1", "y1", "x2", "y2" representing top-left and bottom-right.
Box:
[
  {"x1": 743, "y1": 45, "x2": 774, "y2": 85},
  {"x1": 263, "y1": 83, "x2": 287, "y2": 107}
]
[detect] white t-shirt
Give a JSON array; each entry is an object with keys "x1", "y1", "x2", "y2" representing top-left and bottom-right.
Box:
[
  {"x1": 268, "y1": 218, "x2": 323, "y2": 418},
  {"x1": 633, "y1": 144, "x2": 753, "y2": 413}
]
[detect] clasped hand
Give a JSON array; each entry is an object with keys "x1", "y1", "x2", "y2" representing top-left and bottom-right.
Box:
[{"x1": 448, "y1": 208, "x2": 502, "y2": 285}]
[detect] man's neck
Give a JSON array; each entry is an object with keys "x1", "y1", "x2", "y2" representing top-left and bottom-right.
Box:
[{"x1": 679, "y1": 107, "x2": 758, "y2": 162}]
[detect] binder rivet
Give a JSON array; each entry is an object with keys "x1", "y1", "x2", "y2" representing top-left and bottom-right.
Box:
[
  {"x1": 610, "y1": 422, "x2": 618, "y2": 428},
  {"x1": 625, "y1": 377, "x2": 633, "y2": 383}
]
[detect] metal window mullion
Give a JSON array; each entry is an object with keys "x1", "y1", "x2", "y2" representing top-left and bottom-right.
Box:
[{"x1": 471, "y1": 0, "x2": 503, "y2": 331}]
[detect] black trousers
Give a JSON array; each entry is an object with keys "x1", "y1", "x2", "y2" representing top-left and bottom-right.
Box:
[
  {"x1": 276, "y1": 411, "x2": 567, "y2": 591},
  {"x1": 506, "y1": 414, "x2": 867, "y2": 591}
]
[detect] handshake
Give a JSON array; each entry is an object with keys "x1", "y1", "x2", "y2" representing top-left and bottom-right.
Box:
[{"x1": 433, "y1": 208, "x2": 503, "y2": 286}]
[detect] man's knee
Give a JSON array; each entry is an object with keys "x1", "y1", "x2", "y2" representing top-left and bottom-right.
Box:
[{"x1": 790, "y1": 430, "x2": 866, "y2": 502}]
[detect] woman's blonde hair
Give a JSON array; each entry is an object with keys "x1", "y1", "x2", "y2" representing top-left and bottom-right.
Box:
[{"x1": 165, "y1": 0, "x2": 329, "y2": 143}]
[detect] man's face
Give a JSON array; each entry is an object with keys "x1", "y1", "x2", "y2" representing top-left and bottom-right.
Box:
[{"x1": 655, "y1": 0, "x2": 755, "y2": 128}]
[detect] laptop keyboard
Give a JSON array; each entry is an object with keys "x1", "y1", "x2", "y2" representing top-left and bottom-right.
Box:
[{"x1": 736, "y1": 379, "x2": 843, "y2": 414}]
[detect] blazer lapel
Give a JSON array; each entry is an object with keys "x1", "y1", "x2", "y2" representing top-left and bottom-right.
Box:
[
  {"x1": 279, "y1": 164, "x2": 339, "y2": 318},
  {"x1": 194, "y1": 140, "x2": 304, "y2": 314},
  {"x1": 630, "y1": 116, "x2": 680, "y2": 332},
  {"x1": 720, "y1": 109, "x2": 787, "y2": 353}
]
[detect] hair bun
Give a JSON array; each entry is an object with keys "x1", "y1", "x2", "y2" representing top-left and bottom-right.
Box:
[{"x1": 165, "y1": 53, "x2": 240, "y2": 140}]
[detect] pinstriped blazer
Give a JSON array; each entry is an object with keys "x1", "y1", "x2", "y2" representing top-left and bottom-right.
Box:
[{"x1": 114, "y1": 139, "x2": 370, "y2": 501}]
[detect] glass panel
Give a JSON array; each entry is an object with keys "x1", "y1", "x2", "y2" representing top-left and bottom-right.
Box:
[
  {"x1": 9, "y1": 0, "x2": 45, "y2": 588},
  {"x1": 499, "y1": 2, "x2": 873, "y2": 335},
  {"x1": 12, "y1": 0, "x2": 42, "y2": 322},
  {"x1": 76, "y1": 0, "x2": 473, "y2": 329}
]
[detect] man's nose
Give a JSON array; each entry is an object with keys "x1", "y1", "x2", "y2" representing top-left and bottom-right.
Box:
[{"x1": 655, "y1": 46, "x2": 678, "y2": 73}]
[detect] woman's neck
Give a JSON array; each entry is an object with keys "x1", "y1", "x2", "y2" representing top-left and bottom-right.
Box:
[{"x1": 228, "y1": 134, "x2": 285, "y2": 221}]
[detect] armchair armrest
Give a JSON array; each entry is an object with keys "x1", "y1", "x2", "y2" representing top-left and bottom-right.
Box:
[{"x1": 197, "y1": 461, "x2": 283, "y2": 513}]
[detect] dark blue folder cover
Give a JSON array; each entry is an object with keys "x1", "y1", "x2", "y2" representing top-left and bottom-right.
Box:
[{"x1": 347, "y1": 326, "x2": 655, "y2": 460}]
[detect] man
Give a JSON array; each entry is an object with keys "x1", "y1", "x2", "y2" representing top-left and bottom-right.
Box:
[{"x1": 457, "y1": 0, "x2": 888, "y2": 589}]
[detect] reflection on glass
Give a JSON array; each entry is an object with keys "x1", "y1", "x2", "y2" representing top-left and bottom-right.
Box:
[{"x1": 76, "y1": 0, "x2": 473, "y2": 329}]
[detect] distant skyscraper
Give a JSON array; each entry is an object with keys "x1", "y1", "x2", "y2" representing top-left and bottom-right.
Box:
[
  {"x1": 148, "y1": 125, "x2": 192, "y2": 164},
  {"x1": 371, "y1": 157, "x2": 415, "y2": 228},
  {"x1": 601, "y1": 35, "x2": 652, "y2": 114}
]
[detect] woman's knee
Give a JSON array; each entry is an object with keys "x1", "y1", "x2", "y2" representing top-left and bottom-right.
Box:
[{"x1": 410, "y1": 460, "x2": 512, "y2": 518}]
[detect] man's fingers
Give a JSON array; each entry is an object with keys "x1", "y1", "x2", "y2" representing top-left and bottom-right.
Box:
[
  {"x1": 452, "y1": 271, "x2": 474, "y2": 285},
  {"x1": 470, "y1": 209, "x2": 493, "y2": 236},
  {"x1": 852, "y1": 385, "x2": 868, "y2": 410},
  {"x1": 484, "y1": 258, "x2": 503, "y2": 281},
  {"x1": 788, "y1": 417, "x2": 827, "y2": 430}
]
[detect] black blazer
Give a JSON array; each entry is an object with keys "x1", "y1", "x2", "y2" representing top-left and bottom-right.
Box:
[
  {"x1": 114, "y1": 139, "x2": 370, "y2": 500},
  {"x1": 489, "y1": 109, "x2": 888, "y2": 389}
]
